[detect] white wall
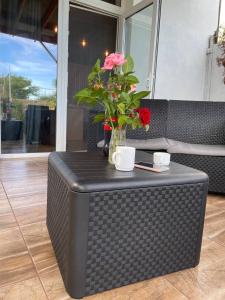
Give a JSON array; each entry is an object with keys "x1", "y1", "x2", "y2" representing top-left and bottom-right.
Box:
[{"x1": 154, "y1": 0, "x2": 220, "y2": 100}]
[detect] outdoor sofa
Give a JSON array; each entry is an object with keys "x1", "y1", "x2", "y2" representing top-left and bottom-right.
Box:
[{"x1": 86, "y1": 99, "x2": 225, "y2": 194}]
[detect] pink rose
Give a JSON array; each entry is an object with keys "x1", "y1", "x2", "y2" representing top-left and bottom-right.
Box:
[{"x1": 102, "y1": 53, "x2": 126, "y2": 70}]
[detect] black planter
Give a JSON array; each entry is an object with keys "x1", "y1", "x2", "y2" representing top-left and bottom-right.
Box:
[{"x1": 1, "y1": 120, "x2": 23, "y2": 141}]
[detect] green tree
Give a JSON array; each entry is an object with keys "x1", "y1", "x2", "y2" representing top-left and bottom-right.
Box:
[{"x1": 0, "y1": 75, "x2": 39, "y2": 99}]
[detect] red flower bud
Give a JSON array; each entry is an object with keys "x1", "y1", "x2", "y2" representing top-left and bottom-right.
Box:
[{"x1": 103, "y1": 123, "x2": 112, "y2": 131}]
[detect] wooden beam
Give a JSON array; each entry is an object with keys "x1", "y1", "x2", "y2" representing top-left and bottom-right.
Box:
[
  {"x1": 13, "y1": 0, "x2": 27, "y2": 35},
  {"x1": 41, "y1": 0, "x2": 58, "y2": 29}
]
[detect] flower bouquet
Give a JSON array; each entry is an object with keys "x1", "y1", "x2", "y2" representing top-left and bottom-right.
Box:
[{"x1": 75, "y1": 53, "x2": 151, "y2": 163}]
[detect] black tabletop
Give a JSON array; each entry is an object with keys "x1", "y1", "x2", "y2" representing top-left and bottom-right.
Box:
[{"x1": 49, "y1": 151, "x2": 208, "y2": 193}]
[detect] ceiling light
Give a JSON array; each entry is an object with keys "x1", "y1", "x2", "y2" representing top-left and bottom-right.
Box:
[{"x1": 81, "y1": 39, "x2": 87, "y2": 47}]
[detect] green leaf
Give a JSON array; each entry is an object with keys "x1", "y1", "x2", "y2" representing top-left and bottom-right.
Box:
[
  {"x1": 118, "y1": 115, "x2": 129, "y2": 126},
  {"x1": 93, "y1": 113, "x2": 105, "y2": 123},
  {"x1": 132, "y1": 91, "x2": 150, "y2": 102},
  {"x1": 122, "y1": 55, "x2": 134, "y2": 74},
  {"x1": 75, "y1": 88, "x2": 91, "y2": 102},
  {"x1": 125, "y1": 75, "x2": 139, "y2": 84},
  {"x1": 88, "y1": 71, "x2": 96, "y2": 82},
  {"x1": 88, "y1": 59, "x2": 101, "y2": 81},
  {"x1": 93, "y1": 59, "x2": 101, "y2": 72},
  {"x1": 117, "y1": 103, "x2": 125, "y2": 114},
  {"x1": 120, "y1": 92, "x2": 130, "y2": 103}
]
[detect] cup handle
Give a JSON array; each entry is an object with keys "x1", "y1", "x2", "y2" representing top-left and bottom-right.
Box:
[{"x1": 112, "y1": 151, "x2": 120, "y2": 165}]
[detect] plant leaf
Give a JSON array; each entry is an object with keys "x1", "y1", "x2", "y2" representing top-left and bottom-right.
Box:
[
  {"x1": 93, "y1": 113, "x2": 105, "y2": 123},
  {"x1": 125, "y1": 75, "x2": 139, "y2": 84},
  {"x1": 122, "y1": 55, "x2": 134, "y2": 74},
  {"x1": 132, "y1": 91, "x2": 150, "y2": 102},
  {"x1": 118, "y1": 115, "x2": 129, "y2": 126},
  {"x1": 117, "y1": 103, "x2": 125, "y2": 114},
  {"x1": 120, "y1": 92, "x2": 131, "y2": 103}
]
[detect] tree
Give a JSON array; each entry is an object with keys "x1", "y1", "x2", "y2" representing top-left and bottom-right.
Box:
[
  {"x1": 0, "y1": 75, "x2": 39, "y2": 99},
  {"x1": 217, "y1": 27, "x2": 225, "y2": 84}
]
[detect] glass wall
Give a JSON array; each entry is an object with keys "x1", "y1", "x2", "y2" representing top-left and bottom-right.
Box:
[
  {"x1": 0, "y1": 0, "x2": 57, "y2": 153},
  {"x1": 67, "y1": 5, "x2": 117, "y2": 151},
  {"x1": 125, "y1": 5, "x2": 153, "y2": 91}
]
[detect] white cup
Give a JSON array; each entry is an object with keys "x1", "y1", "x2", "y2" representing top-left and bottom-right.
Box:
[
  {"x1": 112, "y1": 146, "x2": 135, "y2": 171},
  {"x1": 153, "y1": 152, "x2": 171, "y2": 166}
]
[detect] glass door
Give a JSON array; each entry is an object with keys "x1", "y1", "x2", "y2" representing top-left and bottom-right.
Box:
[
  {"x1": 66, "y1": 4, "x2": 118, "y2": 151},
  {"x1": 123, "y1": 0, "x2": 160, "y2": 95},
  {"x1": 0, "y1": 0, "x2": 58, "y2": 154}
]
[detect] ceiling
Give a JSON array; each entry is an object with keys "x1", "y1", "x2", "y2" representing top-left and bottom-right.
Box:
[{"x1": 0, "y1": 0, "x2": 58, "y2": 44}]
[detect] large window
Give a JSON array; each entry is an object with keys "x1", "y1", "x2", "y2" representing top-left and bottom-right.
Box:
[
  {"x1": 66, "y1": 5, "x2": 117, "y2": 151},
  {"x1": 125, "y1": 4, "x2": 154, "y2": 91},
  {"x1": 0, "y1": 0, "x2": 58, "y2": 154}
]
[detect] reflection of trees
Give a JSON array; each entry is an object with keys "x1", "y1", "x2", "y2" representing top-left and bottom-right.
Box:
[
  {"x1": 0, "y1": 75, "x2": 39, "y2": 99},
  {"x1": 0, "y1": 75, "x2": 56, "y2": 121},
  {"x1": 217, "y1": 27, "x2": 225, "y2": 84}
]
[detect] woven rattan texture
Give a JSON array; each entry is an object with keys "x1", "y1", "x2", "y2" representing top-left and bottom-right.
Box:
[
  {"x1": 86, "y1": 110, "x2": 104, "y2": 151},
  {"x1": 84, "y1": 183, "x2": 206, "y2": 295},
  {"x1": 47, "y1": 163, "x2": 70, "y2": 286},
  {"x1": 167, "y1": 101, "x2": 225, "y2": 145},
  {"x1": 126, "y1": 99, "x2": 168, "y2": 139},
  {"x1": 171, "y1": 154, "x2": 225, "y2": 194}
]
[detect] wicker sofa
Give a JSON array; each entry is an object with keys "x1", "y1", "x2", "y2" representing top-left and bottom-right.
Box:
[{"x1": 86, "y1": 99, "x2": 225, "y2": 194}]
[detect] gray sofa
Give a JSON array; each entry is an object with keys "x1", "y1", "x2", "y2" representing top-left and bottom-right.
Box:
[{"x1": 87, "y1": 99, "x2": 225, "y2": 194}]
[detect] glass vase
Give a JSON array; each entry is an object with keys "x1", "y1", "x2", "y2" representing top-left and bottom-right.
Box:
[{"x1": 108, "y1": 127, "x2": 126, "y2": 164}]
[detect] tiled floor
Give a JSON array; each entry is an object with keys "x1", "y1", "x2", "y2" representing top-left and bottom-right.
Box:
[{"x1": 0, "y1": 157, "x2": 225, "y2": 299}]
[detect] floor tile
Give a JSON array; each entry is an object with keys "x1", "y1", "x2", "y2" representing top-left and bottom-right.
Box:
[
  {"x1": 21, "y1": 222, "x2": 57, "y2": 274},
  {"x1": 20, "y1": 221, "x2": 49, "y2": 246},
  {"x1": 198, "y1": 238, "x2": 225, "y2": 271},
  {"x1": 0, "y1": 253, "x2": 36, "y2": 286},
  {"x1": 39, "y1": 269, "x2": 71, "y2": 300},
  {"x1": 204, "y1": 211, "x2": 225, "y2": 237},
  {"x1": 0, "y1": 213, "x2": 17, "y2": 230},
  {"x1": 85, "y1": 277, "x2": 188, "y2": 300},
  {"x1": 13, "y1": 204, "x2": 46, "y2": 226},
  {"x1": 0, "y1": 277, "x2": 48, "y2": 300},
  {"x1": 165, "y1": 268, "x2": 225, "y2": 300},
  {"x1": 2, "y1": 177, "x2": 47, "y2": 197},
  {"x1": 0, "y1": 199, "x2": 12, "y2": 215},
  {"x1": 9, "y1": 192, "x2": 47, "y2": 209},
  {"x1": 0, "y1": 227, "x2": 27, "y2": 259}
]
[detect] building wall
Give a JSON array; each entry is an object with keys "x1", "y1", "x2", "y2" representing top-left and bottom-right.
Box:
[{"x1": 154, "y1": 0, "x2": 220, "y2": 100}]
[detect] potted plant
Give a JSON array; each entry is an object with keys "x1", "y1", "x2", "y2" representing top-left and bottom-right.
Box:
[{"x1": 75, "y1": 53, "x2": 151, "y2": 164}]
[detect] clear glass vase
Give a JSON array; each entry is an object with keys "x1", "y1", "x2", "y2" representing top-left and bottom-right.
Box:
[{"x1": 108, "y1": 127, "x2": 126, "y2": 164}]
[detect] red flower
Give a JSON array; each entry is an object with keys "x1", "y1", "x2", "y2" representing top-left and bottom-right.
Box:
[
  {"x1": 103, "y1": 123, "x2": 112, "y2": 131},
  {"x1": 136, "y1": 108, "x2": 151, "y2": 126},
  {"x1": 104, "y1": 117, "x2": 118, "y2": 131}
]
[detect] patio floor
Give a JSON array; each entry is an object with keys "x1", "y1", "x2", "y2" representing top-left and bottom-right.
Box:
[{"x1": 0, "y1": 157, "x2": 225, "y2": 299}]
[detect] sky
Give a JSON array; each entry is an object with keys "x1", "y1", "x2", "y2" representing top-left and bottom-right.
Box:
[{"x1": 0, "y1": 33, "x2": 57, "y2": 96}]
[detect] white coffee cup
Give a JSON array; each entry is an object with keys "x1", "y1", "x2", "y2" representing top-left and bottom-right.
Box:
[
  {"x1": 112, "y1": 146, "x2": 136, "y2": 171},
  {"x1": 153, "y1": 152, "x2": 171, "y2": 166}
]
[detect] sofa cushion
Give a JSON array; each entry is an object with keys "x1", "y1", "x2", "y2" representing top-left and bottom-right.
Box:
[
  {"x1": 168, "y1": 141, "x2": 225, "y2": 156},
  {"x1": 97, "y1": 137, "x2": 169, "y2": 150}
]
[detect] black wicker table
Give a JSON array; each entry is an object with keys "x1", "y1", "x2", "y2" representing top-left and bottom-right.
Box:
[{"x1": 47, "y1": 151, "x2": 208, "y2": 299}]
